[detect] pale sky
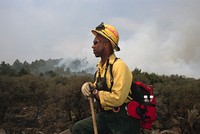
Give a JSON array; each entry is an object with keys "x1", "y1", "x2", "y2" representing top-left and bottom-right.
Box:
[{"x1": 0, "y1": 0, "x2": 200, "y2": 78}]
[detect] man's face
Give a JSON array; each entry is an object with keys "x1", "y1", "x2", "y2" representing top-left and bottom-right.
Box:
[{"x1": 92, "y1": 35, "x2": 106, "y2": 57}]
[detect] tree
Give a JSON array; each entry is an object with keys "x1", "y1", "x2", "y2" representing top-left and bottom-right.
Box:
[
  {"x1": 0, "y1": 61, "x2": 16, "y2": 76},
  {"x1": 12, "y1": 59, "x2": 23, "y2": 72},
  {"x1": 18, "y1": 68, "x2": 30, "y2": 76}
]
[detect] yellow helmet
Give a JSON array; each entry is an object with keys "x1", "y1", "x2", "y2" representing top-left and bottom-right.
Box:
[{"x1": 91, "y1": 22, "x2": 120, "y2": 51}]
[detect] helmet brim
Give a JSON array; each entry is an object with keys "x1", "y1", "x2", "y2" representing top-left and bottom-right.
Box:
[{"x1": 91, "y1": 30, "x2": 120, "y2": 51}]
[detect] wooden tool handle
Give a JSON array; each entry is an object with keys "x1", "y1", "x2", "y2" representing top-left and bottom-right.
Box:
[{"x1": 89, "y1": 96, "x2": 98, "y2": 134}]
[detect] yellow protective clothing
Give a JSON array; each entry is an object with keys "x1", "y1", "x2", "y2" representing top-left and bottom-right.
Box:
[{"x1": 94, "y1": 54, "x2": 133, "y2": 110}]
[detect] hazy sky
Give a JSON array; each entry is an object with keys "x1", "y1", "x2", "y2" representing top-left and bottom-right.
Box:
[{"x1": 0, "y1": 0, "x2": 200, "y2": 78}]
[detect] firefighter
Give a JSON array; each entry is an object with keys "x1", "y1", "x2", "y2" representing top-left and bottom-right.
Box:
[{"x1": 72, "y1": 22, "x2": 140, "y2": 134}]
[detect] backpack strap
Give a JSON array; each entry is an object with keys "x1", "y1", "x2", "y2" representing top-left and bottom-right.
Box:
[
  {"x1": 94, "y1": 57, "x2": 118, "y2": 91},
  {"x1": 109, "y1": 58, "x2": 118, "y2": 91},
  {"x1": 93, "y1": 70, "x2": 98, "y2": 82},
  {"x1": 94, "y1": 58, "x2": 110, "y2": 82}
]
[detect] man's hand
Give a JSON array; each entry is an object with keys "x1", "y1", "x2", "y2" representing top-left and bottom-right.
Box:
[
  {"x1": 81, "y1": 82, "x2": 94, "y2": 97},
  {"x1": 93, "y1": 89, "x2": 99, "y2": 100}
]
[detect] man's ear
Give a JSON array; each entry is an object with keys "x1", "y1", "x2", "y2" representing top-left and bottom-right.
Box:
[
  {"x1": 106, "y1": 43, "x2": 113, "y2": 51},
  {"x1": 104, "y1": 43, "x2": 109, "y2": 47},
  {"x1": 104, "y1": 43, "x2": 110, "y2": 48}
]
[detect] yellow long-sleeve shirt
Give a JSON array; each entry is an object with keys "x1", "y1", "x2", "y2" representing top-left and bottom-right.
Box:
[{"x1": 94, "y1": 54, "x2": 133, "y2": 110}]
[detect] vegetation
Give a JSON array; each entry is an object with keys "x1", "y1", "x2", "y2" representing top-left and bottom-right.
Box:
[{"x1": 0, "y1": 60, "x2": 199, "y2": 134}]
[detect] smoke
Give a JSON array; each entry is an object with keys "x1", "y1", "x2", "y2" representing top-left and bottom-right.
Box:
[
  {"x1": 57, "y1": 57, "x2": 95, "y2": 74},
  {"x1": 1, "y1": 0, "x2": 199, "y2": 78},
  {"x1": 118, "y1": 1, "x2": 200, "y2": 79}
]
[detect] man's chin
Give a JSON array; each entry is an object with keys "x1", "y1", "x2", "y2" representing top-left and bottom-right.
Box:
[{"x1": 94, "y1": 53, "x2": 100, "y2": 57}]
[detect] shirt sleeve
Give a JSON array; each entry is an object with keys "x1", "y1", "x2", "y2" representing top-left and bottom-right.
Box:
[{"x1": 98, "y1": 60, "x2": 132, "y2": 110}]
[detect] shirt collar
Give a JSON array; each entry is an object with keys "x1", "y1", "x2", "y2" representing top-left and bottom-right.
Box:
[{"x1": 97, "y1": 54, "x2": 117, "y2": 69}]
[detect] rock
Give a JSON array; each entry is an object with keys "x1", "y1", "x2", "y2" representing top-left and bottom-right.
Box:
[
  {"x1": 59, "y1": 129, "x2": 71, "y2": 134},
  {"x1": 0, "y1": 129, "x2": 6, "y2": 134}
]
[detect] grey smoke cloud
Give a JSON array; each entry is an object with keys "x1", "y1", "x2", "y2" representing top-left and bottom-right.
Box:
[
  {"x1": 118, "y1": 1, "x2": 200, "y2": 78},
  {"x1": 57, "y1": 57, "x2": 95, "y2": 74}
]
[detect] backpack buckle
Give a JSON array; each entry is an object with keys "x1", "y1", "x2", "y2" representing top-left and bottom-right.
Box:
[{"x1": 112, "y1": 106, "x2": 120, "y2": 113}]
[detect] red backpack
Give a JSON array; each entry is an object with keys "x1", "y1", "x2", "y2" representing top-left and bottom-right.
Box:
[
  {"x1": 108, "y1": 59, "x2": 156, "y2": 130},
  {"x1": 126, "y1": 82, "x2": 156, "y2": 130}
]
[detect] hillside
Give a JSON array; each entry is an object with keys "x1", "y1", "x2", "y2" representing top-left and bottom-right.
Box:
[
  {"x1": 0, "y1": 58, "x2": 95, "y2": 77},
  {"x1": 0, "y1": 59, "x2": 199, "y2": 134}
]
